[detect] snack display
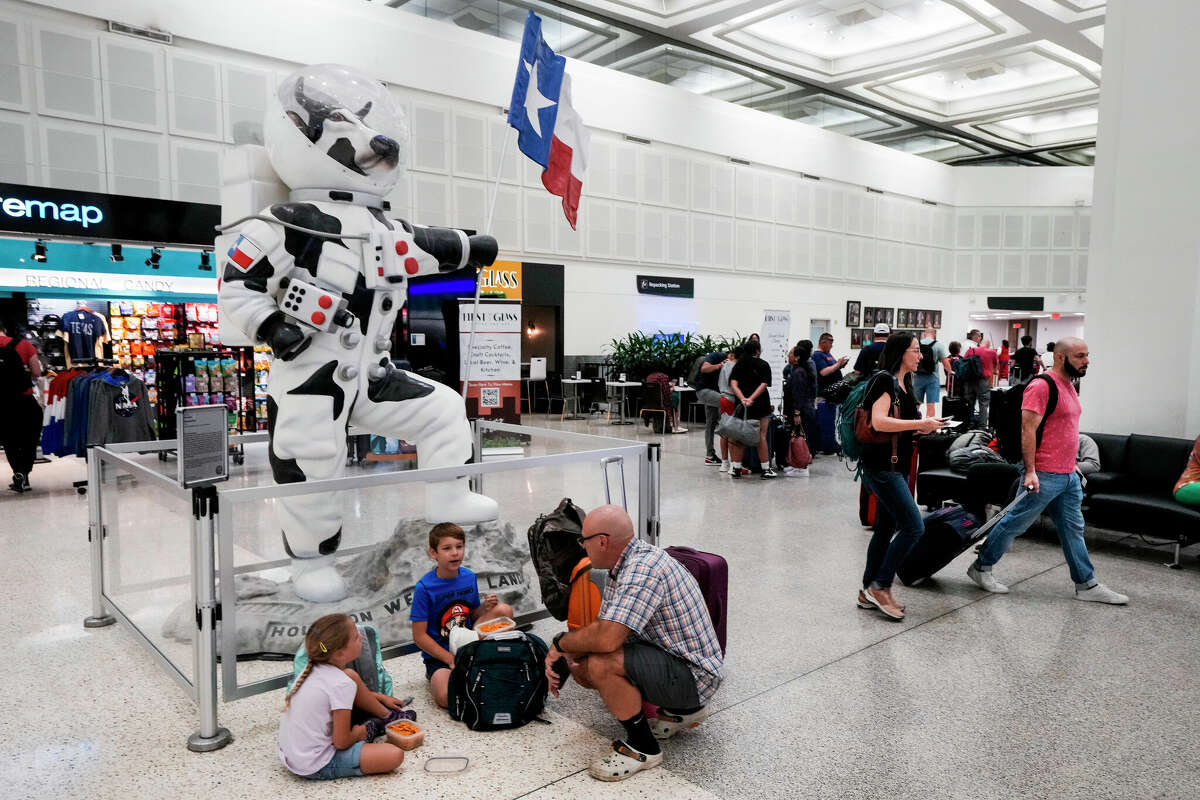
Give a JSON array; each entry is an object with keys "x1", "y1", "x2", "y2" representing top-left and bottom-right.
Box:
[{"x1": 385, "y1": 721, "x2": 425, "y2": 751}]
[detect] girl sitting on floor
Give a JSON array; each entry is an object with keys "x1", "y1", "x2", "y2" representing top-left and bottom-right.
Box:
[{"x1": 278, "y1": 613, "x2": 406, "y2": 780}]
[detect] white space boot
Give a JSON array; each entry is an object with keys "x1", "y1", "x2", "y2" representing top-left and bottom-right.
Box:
[
  {"x1": 292, "y1": 555, "x2": 349, "y2": 603},
  {"x1": 425, "y1": 478, "x2": 499, "y2": 524}
]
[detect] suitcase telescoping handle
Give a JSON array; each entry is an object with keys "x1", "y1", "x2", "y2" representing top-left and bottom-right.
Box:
[
  {"x1": 600, "y1": 456, "x2": 627, "y2": 510},
  {"x1": 972, "y1": 488, "x2": 1030, "y2": 542}
]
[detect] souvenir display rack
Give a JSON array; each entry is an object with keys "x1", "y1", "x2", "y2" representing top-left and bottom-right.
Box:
[{"x1": 155, "y1": 347, "x2": 260, "y2": 443}]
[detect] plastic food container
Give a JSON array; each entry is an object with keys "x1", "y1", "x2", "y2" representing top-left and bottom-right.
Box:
[
  {"x1": 386, "y1": 720, "x2": 425, "y2": 751},
  {"x1": 475, "y1": 616, "x2": 515, "y2": 636}
]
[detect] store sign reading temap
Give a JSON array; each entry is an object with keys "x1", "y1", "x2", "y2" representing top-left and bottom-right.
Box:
[{"x1": 0, "y1": 195, "x2": 103, "y2": 228}]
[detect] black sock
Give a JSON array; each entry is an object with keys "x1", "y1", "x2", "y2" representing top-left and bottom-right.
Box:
[{"x1": 619, "y1": 711, "x2": 661, "y2": 755}]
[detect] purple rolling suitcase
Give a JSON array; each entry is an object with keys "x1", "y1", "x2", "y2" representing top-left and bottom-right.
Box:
[{"x1": 664, "y1": 546, "x2": 728, "y2": 654}]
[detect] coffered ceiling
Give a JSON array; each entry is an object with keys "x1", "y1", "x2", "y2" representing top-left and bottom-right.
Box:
[{"x1": 383, "y1": 0, "x2": 1105, "y2": 164}]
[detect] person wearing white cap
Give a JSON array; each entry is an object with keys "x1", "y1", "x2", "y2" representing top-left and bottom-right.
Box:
[{"x1": 853, "y1": 323, "x2": 891, "y2": 376}]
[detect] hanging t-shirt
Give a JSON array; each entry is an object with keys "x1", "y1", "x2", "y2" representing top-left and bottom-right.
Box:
[
  {"x1": 61, "y1": 309, "x2": 107, "y2": 360},
  {"x1": 409, "y1": 567, "x2": 480, "y2": 664}
]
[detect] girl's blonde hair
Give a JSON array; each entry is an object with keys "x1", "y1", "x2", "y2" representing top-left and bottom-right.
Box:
[{"x1": 282, "y1": 613, "x2": 354, "y2": 710}]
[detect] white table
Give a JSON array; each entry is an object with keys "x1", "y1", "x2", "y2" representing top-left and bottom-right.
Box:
[
  {"x1": 559, "y1": 378, "x2": 589, "y2": 420},
  {"x1": 606, "y1": 380, "x2": 642, "y2": 424},
  {"x1": 673, "y1": 384, "x2": 698, "y2": 424}
]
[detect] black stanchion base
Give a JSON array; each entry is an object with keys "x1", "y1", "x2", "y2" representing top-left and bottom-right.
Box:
[{"x1": 83, "y1": 615, "x2": 116, "y2": 628}]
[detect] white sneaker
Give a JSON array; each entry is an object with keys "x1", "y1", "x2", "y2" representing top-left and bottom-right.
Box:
[
  {"x1": 671, "y1": 426, "x2": 689, "y2": 434},
  {"x1": 1075, "y1": 584, "x2": 1129, "y2": 605},
  {"x1": 721, "y1": 460, "x2": 730, "y2": 472},
  {"x1": 967, "y1": 563, "x2": 1009, "y2": 594}
]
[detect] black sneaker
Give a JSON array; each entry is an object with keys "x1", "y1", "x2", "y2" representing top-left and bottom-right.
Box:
[
  {"x1": 761, "y1": 468, "x2": 778, "y2": 479},
  {"x1": 9, "y1": 473, "x2": 28, "y2": 493},
  {"x1": 730, "y1": 467, "x2": 742, "y2": 480},
  {"x1": 704, "y1": 455, "x2": 721, "y2": 465},
  {"x1": 363, "y1": 718, "x2": 386, "y2": 741}
]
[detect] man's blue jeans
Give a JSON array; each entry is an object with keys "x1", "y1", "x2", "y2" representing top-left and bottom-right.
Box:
[
  {"x1": 972, "y1": 470, "x2": 1097, "y2": 587},
  {"x1": 860, "y1": 469, "x2": 925, "y2": 590}
]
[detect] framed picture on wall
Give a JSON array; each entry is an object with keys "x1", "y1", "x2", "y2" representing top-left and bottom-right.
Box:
[
  {"x1": 846, "y1": 301, "x2": 861, "y2": 328},
  {"x1": 863, "y1": 307, "x2": 874, "y2": 326},
  {"x1": 850, "y1": 328, "x2": 864, "y2": 349}
]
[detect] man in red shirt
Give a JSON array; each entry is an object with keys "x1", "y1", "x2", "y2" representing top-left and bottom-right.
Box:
[
  {"x1": 0, "y1": 322, "x2": 43, "y2": 493},
  {"x1": 966, "y1": 337, "x2": 1127, "y2": 604}
]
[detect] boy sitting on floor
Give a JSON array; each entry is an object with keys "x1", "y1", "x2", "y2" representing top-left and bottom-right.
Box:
[{"x1": 410, "y1": 522, "x2": 514, "y2": 708}]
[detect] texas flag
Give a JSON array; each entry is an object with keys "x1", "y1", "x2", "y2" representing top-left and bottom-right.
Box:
[{"x1": 507, "y1": 11, "x2": 590, "y2": 230}]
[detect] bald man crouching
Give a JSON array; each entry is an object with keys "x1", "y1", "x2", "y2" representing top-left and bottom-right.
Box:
[{"x1": 544, "y1": 505, "x2": 723, "y2": 781}]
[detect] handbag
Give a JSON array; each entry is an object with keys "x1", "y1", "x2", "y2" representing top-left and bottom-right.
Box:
[
  {"x1": 788, "y1": 425, "x2": 812, "y2": 469},
  {"x1": 854, "y1": 374, "x2": 900, "y2": 467},
  {"x1": 716, "y1": 404, "x2": 759, "y2": 447}
]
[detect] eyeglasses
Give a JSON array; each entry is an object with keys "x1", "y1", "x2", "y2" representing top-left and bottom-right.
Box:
[{"x1": 576, "y1": 532, "x2": 608, "y2": 545}]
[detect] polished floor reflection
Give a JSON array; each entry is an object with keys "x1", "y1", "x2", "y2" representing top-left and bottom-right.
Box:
[{"x1": 2, "y1": 414, "x2": 1196, "y2": 799}]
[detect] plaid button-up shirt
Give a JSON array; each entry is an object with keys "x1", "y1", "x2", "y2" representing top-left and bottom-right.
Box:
[{"x1": 599, "y1": 538, "x2": 723, "y2": 704}]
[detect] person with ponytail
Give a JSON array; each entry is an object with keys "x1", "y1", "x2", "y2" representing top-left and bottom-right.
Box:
[
  {"x1": 278, "y1": 613, "x2": 406, "y2": 780},
  {"x1": 857, "y1": 333, "x2": 944, "y2": 620}
]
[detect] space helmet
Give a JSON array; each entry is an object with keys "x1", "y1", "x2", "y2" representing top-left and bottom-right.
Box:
[{"x1": 263, "y1": 64, "x2": 409, "y2": 196}]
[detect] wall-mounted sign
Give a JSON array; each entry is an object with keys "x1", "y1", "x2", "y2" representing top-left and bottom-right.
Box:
[
  {"x1": 0, "y1": 182, "x2": 219, "y2": 246},
  {"x1": 637, "y1": 275, "x2": 693, "y2": 298},
  {"x1": 0, "y1": 267, "x2": 215, "y2": 299},
  {"x1": 478, "y1": 260, "x2": 522, "y2": 300}
]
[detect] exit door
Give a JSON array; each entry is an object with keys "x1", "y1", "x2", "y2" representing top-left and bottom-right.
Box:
[
  {"x1": 1008, "y1": 319, "x2": 1033, "y2": 348},
  {"x1": 810, "y1": 319, "x2": 830, "y2": 344}
]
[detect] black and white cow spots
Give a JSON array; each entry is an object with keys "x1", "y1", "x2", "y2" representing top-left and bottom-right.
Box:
[
  {"x1": 286, "y1": 360, "x2": 346, "y2": 419},
  {"x1": 270, "y1": 202, "x2": 346, "y2": 278}
]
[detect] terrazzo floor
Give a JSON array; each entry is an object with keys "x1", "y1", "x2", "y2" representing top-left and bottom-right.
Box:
[{"x1": 2, "y1": 412, "x2": 1198, "y2": 799}]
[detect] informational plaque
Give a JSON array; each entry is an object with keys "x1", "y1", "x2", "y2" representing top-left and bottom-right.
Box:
[{"x1": 176, "y1": 405, "x2": 229, "y2": 488}]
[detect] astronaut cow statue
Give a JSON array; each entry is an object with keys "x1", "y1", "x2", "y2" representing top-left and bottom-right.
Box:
[{"x1": 219, "y1": 64, "x2": 498, "y2": 603}]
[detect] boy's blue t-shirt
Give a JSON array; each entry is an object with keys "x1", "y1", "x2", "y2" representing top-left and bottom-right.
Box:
[{"x1": 410, "y1": 567, "x2": 480, "y2": 663}]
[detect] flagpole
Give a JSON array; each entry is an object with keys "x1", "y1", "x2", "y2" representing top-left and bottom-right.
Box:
[{"x1": 462, "y1": 131, "x2": 512, "y2": 402}]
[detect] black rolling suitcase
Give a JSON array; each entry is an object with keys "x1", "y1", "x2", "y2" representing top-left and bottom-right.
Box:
[
  {"x1": 898, "y1": 490, "x2": 1028, "y2": 586},
  {"x1": 769, "y1": 416, "x2": 790, "y2": 468},
  {"x1": 941, "y1": 395, "x2": 970, "y2": 425}
]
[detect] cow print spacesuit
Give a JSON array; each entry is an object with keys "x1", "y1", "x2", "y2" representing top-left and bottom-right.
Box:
[{"x1": 219, "y1": 64, "x2": 498, "y2": 603}]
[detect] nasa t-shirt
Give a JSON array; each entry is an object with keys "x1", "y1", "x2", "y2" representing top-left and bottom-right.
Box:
[
  {"x1": 410, "y1": 567, "x2": 479, "y2": 664},
  {"x1": 61, "y1": 309, "x2": 107, "y2": 360}
]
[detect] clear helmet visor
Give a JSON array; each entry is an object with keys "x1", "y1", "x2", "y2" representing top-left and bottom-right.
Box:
[{"x1": 276, "y1": 64, "x2": 408, "y2": 181}]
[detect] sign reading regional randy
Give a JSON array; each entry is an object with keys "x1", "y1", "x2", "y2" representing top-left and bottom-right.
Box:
[
  {"x1": 0, "y1": 182, "x2": 219, "y2": 246},
  {"x1": 637, "y1": 275, "x2": 694, "y2": 298}
]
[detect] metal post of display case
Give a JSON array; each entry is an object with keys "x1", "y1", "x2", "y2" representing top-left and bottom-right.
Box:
[
  {"x1": 84, "y1": 447, "x2": 116, "y2": 628},
  {"x1": 187, "y1": 486, "x2": 232, "y2": 753},
  {"x1": 469, "y1": 419, "x2": 484, "y2": 495},
  {"x1": 646, "y1": 443, "x2": 661, "y2": 546}
]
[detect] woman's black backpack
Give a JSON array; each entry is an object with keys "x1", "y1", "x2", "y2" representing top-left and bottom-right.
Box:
[{"x1": 447, "y1": 632, "x2": 549, "y2": 730}]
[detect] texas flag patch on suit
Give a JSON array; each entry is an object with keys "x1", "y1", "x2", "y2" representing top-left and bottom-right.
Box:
[{"x1": 507, "y1": 10, "x2": 590, "y2": 229}]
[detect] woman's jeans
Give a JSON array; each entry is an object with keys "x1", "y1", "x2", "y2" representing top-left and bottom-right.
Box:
[{"x1": 860, "y1": 468, "x2": 925, "y2": 590}]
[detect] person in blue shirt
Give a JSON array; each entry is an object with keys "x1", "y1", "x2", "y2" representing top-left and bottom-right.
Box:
[
  {"x1": 811, "y1": 332, "x2": 849, "y2": 396},
  {"x1": 410, "y1": 522, "x2": 514, "y2": 709}
]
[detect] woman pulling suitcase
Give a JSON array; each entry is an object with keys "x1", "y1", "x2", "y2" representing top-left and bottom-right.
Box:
[{"x1": 855, "y1": 333, "x2": 945, "y2": 620}]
